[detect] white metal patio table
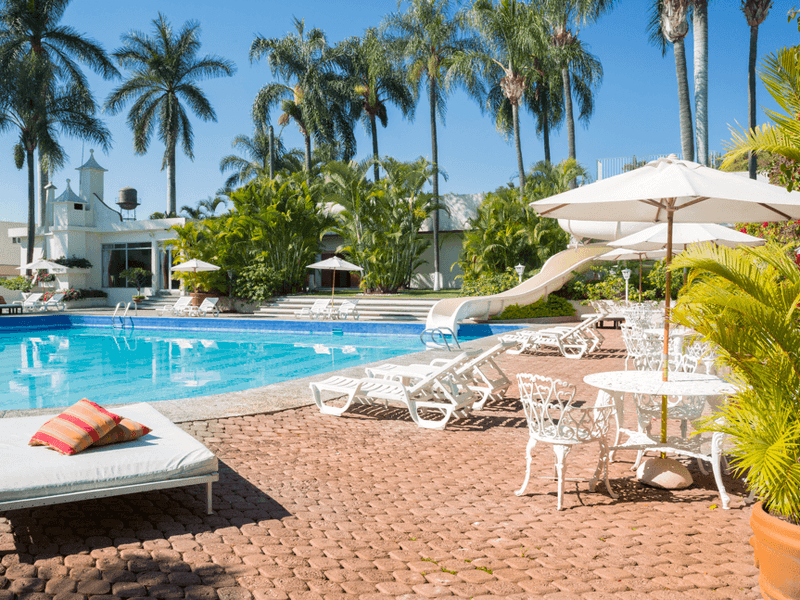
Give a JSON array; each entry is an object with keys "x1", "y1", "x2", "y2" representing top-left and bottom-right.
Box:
[{"x1": 584, "y1": 370, "x2": 736, "y2": 508}]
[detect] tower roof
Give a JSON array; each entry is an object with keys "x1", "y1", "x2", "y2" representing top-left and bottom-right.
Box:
[
  {"x1": 76, "y1": 149, "x2": 107, "y2": 172},
  {"x1": 54, "y1": 180, "x2": 87, "y2": 204}
]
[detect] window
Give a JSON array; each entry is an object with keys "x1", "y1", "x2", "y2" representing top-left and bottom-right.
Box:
[
  {"x1": 74, "y1": 203, "x2": 84, "y2": 211},
  {"x1": 102, "y1": 242, "x2": 152, "y2": 288},
  {"x1": 11, "y1": 237, "x2": 21, "y2": 244}
]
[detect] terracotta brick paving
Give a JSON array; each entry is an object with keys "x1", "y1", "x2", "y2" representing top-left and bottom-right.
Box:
[{"x1": 0, "y1": 329, "x2": 760, "y2": 599}]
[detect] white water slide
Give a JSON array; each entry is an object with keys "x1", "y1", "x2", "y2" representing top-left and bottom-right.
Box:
[{"x1": 425, "y1": 244, "x2": 610, "y2": 336}]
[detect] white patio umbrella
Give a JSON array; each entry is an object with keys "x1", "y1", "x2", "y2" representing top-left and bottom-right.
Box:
[
  {"x1": 596, "y1": 247, "x2": 669, "y2": 302},
  {"x1": 306, "y1": 256, "x2": 363, "y2": 304},
  {"x1": 170, "y1": 258, "x2": 221, "y2": 273},
  {"x1": 608, "y1": 222, "x2": 765, "y2": 252},
  {"x1": 171, "y1": 259, "x2": 220, "y2": 294},
  {"x1": 532, "y1": 154, "x2": 800, "y2": 453},
  {"x1": 17, "y1": 259, "x2": 68, "y2": 272}
]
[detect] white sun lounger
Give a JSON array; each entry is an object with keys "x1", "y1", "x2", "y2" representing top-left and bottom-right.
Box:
[
  {"x1": 365, "y1": 340, "x2": 515, "y2": 410},
  {"x1": 42, "y1": 292, "x2": 67, "y2": 311},
  {"x1": 0, "y1": 403, "x2": 219, "y2": 514},
  {"x1": 503, "y1": 315, "x2": 603, "y2": 359},
  {"x1": 190, "y1": 297, "x2": 220, "y2": 317},
  {"x1": 310, "y1": 350, "x2": 478, "y2": 430},
  {"x1": 13, "y1": 292, "x2": 44, "y2": 313},
  {"x1": 295, "y1": 299, "x2": 331, "y2": 320},
  {"x1": 158, "y1": 296, "x2": 193, "y2": 317}
]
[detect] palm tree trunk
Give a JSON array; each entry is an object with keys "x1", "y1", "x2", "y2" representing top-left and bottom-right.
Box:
[
  {"x1": 303, "y1": 133, "x2": 312, "y2": 180},
  {"x1": 37, "y1": 152, "x2": 48, "y2": 258},
  {"x1": 693, "y1": 1, "x2": 708, "y2": 166},
  {"x1": 26, "y1": 148, "x2": 36, "y2": 265},
  {"x1": 748, "y1": 23, "x2": 759, "y2": 179},
  {"x1": 562, "y1": 66, "x2": 576, "y2": 188},
  {"x1": 512, "y1": 103, "x2": 525, "y2": 200},
  {"x1": 542, "y1": 90, "x2": 551, "y2": 164},
  {"x1": 370, "y1": 113, "x2": 380, "y2": 182},
  {"x1": 167, "y1": 142, "x2": 177, "y2": 216},
  {"x1": 268, "y1": 125, "x2": 275, "y2": 179},
  {"x1": 673, "y1": 38, "x2": 694, "y2": 162},
  {"x1": 429, "y1": 77, "x2": 440, "y2": 291}
]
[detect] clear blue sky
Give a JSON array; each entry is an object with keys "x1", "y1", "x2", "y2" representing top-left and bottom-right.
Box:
[{"x1": 0, "y1": 0, "x2": 796, "y2": 223}]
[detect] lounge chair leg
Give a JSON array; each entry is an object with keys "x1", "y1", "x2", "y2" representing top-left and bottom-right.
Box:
[
  {"x1": 310, "y1": 381, "x2": 360, "y2": 416},
  {"x1": 206, "y1": 482, "x2": 213, "y2": 515}
]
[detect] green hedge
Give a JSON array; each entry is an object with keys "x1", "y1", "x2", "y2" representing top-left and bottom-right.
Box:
[{"x1": 492, "y1": 295, "x2": 575, "y2": 320}]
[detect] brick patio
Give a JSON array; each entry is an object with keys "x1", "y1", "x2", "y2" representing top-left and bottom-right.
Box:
[{"x1": 0, "y1": 329, "x2": 760, "y2": 599}]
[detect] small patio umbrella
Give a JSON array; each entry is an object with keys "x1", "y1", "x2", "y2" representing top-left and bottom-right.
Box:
[
  {"x1": 531, "y1": 154, "x2": 800, "y2": 461},
  {"x1": 608, "y1": 222, "x2": 765, "y2": 252},
  {"x1": 17, "y1": 259, "x2": 68, "y2": 272},
  {"x1": 306, "y1": 256, "x2": 363, "y2": 305},
  {"x1": 171, "y1": 259, "x2": 220, "y2": 293},
  {"x1": 596, "y1": 247, "x2": 669, "y2": 302}
]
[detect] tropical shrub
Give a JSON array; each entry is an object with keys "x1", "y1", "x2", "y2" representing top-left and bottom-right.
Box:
[
  {"x1": 1, "y1": 276, "x2": 32, "y2": 291},
  {"x1": 671, "y1": 243, "x2": 800, "y2": 524},
  {"x1": 459, "y1": 186, "x2": 568, "y2": 280},
  {"x1": 460, "y1": 268, "x2": 518, "y2": 297},
  {"x1": 42, "y1": 288, "x2": 107, "y2": 301},
  {"x1": 492, "y1": 295, "x2": 575, "y2": 320},
  {"x1": 119, "y1": 267, "x2": 152, "y2": 295},
  {"x1": 231, "y1": 256, "x2": 286, "y2": 301},
  {"x1": 52, "y1": 256, "x2": 92, "y2": 269},
  {"x1": 328, "y1": 158, "x2": 441, "y2": 293}
]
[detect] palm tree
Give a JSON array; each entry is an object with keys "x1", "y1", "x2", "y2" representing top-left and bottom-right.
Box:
[
  {"x1": 526, "y1": 60, "x2": 564, "y2": 164},
  {"x1": 742, "y1": 0, "x2": 773, "y2": 179},
  {"x1": 250, "y1": 18, "x2": 355, "y2": 177},
  {"x1": 180, "y1": 196, "x2": 227, "y2": 220},
  {"x1": 543, "y1": 0, "x2": 612, "y2": 177},
  {"x1": 0, "y1": 55, "x2": 111, "y2": 264},
  {"x1": 0, "y1": 0, "x2": 119, "y2": 230},
  {"x1": 449, "y1": 0, "x2": 548, "y2": 199},
  {"x1": 105, "y1": 13, "x2": 235, "y2": 216},
  {"x1": 648, "y1": 0, "x2": 694, "y2": 162},
  {"x1": 693, "y1": 0, "x2": 709, "y2": 166},
  {"x1": 383, "y1": 0, "x2": 480, "y2": 290},
  {"x1": 219, "y1": 125, "x2": 302, "y2": 191},
  {"x1": 338, "y1": 28, "x2": 415, "y2": 182}
]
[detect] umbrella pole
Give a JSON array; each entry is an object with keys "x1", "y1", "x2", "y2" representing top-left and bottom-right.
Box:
[
  {"x1": 331, "y1": 272, "x2": 335, "y2": 319},
  {"x1": 639, "y1": 256, "x2": 643, "y2": 302},
  {"x1": 661, "y1": 210, "x2": 674, "y2": 448}
]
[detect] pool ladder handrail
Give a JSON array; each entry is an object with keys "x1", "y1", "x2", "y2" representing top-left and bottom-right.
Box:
[
  {"x1": 112, "y1": 302, "x2": 136, "y2": 329},
  {"x1": 420, "y1": 326, "x2": 461, "y2": 351}
]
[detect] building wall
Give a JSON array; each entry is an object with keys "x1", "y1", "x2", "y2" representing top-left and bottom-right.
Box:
[{"x1": 0, "y1": 221, "x2": 26, "y2": 277}]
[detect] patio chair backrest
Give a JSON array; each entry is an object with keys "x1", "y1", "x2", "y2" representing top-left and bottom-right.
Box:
[
  {"x1": 24, "y1": 293, "x2": 43, "y2": 305},
  {"x1": 199, "y1": 297, "x2": 218, "y2": 310},
  {"x1": 455, "y1": 340, "x2": 514, "y2": 376},
  {"x1": 337, "y1": 300, "x2": 358, "y2": 316},
  {"x1": 311, "y1": 299, "x2": 330, "y2": 312},
  {"x1": 407, "y1": 350, "x2": 475, "y2": 396},
  {"x1": 48, "y1": 293, "x2": 65, "y2": 303}
]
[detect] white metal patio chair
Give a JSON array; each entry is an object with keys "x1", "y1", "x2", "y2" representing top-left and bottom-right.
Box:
[
  {"x1": 516, "y1": 373, "x2": 617, "y2": 510},
  {"x1": 310, "y1": 351, "x2": 478, "y2": 430}
]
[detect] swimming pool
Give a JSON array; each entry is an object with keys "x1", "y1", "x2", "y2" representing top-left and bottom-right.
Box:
[{"x1": 0, "y1": 316, "x2": 521, "y2": 411}]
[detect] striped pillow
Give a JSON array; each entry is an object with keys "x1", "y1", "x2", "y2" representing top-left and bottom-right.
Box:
[
  {"x1": 92, "y1": 417, "x2": 151, "y2": 447},
  {"x1": 29, "y1": 399, "x2": 121, "y2": 455}
]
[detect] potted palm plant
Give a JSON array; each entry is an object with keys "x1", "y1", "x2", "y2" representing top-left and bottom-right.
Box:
[
  {"x1": 120, "y1": 267, "x2": 152, "y2": 304},
  {"x1": 671, "y1": 242, "x2": 800, "y2": 600}
]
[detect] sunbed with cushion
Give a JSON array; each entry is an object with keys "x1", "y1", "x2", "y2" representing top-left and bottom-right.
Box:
[{"x1": 0, "y1": 403, "x2": 219, "y2": 514}]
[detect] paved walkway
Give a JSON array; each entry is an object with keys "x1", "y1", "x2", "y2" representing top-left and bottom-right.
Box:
[{"x1": 0, "y1": 329, "x2": 759, "y2": 599}]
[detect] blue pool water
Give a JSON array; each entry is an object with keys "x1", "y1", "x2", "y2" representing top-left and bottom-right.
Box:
[{"x1": 0, "y1": 317, "x2": 519, "y2": 411}]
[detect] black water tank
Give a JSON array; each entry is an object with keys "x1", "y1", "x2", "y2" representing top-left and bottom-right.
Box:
[{"x1": 118, "y1": 187, "x2": 139, "y2": 210}]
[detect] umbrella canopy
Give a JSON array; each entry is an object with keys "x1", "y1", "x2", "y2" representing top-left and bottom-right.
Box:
[
  {"x1": 306, "y1": 257, "x2": 363, "y2": 272},
  {"x1": 532, "y1": 154, "x2": 800, "y2": 451},
  {"x1": 170, "y1": 259, "x2": 220, "y2": 273},
  {"x1": 608, "y1": 222, "x2": 765, "y2": 251},
  {"x1": 17, "y1": 259, "x2": 68, "y2": 272}
]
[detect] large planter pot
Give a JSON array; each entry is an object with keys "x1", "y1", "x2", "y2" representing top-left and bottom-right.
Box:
[{"x1": 750, "y1": 501, "x2": 800, "y2": 600}]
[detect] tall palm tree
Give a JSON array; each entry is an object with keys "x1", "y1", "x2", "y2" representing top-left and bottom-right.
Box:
[
  {"x1": 743, "y1": 0, "x2": 773, "y2": 179},
  {"x1": 105, "y1": 13, "x2": 235, "y2": 216},
  {"x1": 648, "y1": 0, "x2": 694, "y2": 162},
  {"x1": 526, "y1": 60, "x2": 564, "y2": 164},
  {"x1": 449, "y1": 0, "x2": 548, "y2": 199},
  {"x1": 219, "y1": 125, "x2": 302, "y2": 191},
  {"x1": 338, "y1": 28, "x2": 415, "y2": 183},
  {"x1": 250, "y1": 18, "x2": 355, "y2": 178},
  {"x1": 0, "y1": 55, "x2": 111, "y2": 264},
  {"x1": 383, "y1": 0, "x2": 480, "y2": 290},
  {"x1": 543, "y1": 0, "x2": 612, "y2": 177},
  {"x1": 693, "y1": 0, "x2": 709, "y2": 166},
  {"x1": 0, "y1": 0, "x2": 119, "y2": 231}
]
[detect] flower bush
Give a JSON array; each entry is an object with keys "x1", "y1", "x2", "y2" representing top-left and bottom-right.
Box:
[{"x1": 41, "y1": 289, "x2": 107, "y2": 301}]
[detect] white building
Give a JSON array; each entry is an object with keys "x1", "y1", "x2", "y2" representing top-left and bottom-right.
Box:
[
  {"x1": 0, "y1": 221, "x2": 26, "y2": 277},
  {"x1": 9, "y1": 151, "x2": 186, "y2": 305}
]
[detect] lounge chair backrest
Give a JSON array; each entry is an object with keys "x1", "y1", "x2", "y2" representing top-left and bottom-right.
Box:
[
  {"x1": 199, "y1": 297, "x2": 218, "y2": 310},
  {"x1": 407, "y1": 350, "x2": 476, "y2": 395},
  {"x1": 311, "y1": 299, "x2": 330, "y2": 312},
  {"x1": 175, "y1": 296, "x2": 192, "y2": 308},
  {"x1": 455, "y1": 340, "x2": 514, "y2": 375},
  {"x1": 48, "y1": 293, "x2": 65, "y2": 303},
  {"x1": 24, "y1": 293, "x2": 43, "y2": 305}
]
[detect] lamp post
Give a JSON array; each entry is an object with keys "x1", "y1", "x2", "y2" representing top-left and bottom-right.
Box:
[
  {"x1": 514, "y1": 263, "x2": 525, "y2": 284},
  {"x1": 621, "y1": 268, "x2": 632, "y2": 303}
]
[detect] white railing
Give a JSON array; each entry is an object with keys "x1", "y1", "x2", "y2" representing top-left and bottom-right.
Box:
[{"x1": 596, "y1": 152, "x2": 722, "y2": 181}]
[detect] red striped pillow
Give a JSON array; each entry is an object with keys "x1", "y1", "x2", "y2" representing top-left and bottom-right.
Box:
[
  {"x1": 92, "y1": 417, "x2": 151, "y2": 447},
  {"x1": 29, "y1": 399, "x2": 121, "y2": 455}
]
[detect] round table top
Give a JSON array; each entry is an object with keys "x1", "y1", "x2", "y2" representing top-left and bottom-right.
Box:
[{"x1": 584, "y1": 370, "x2": 736, "y2": 397}]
